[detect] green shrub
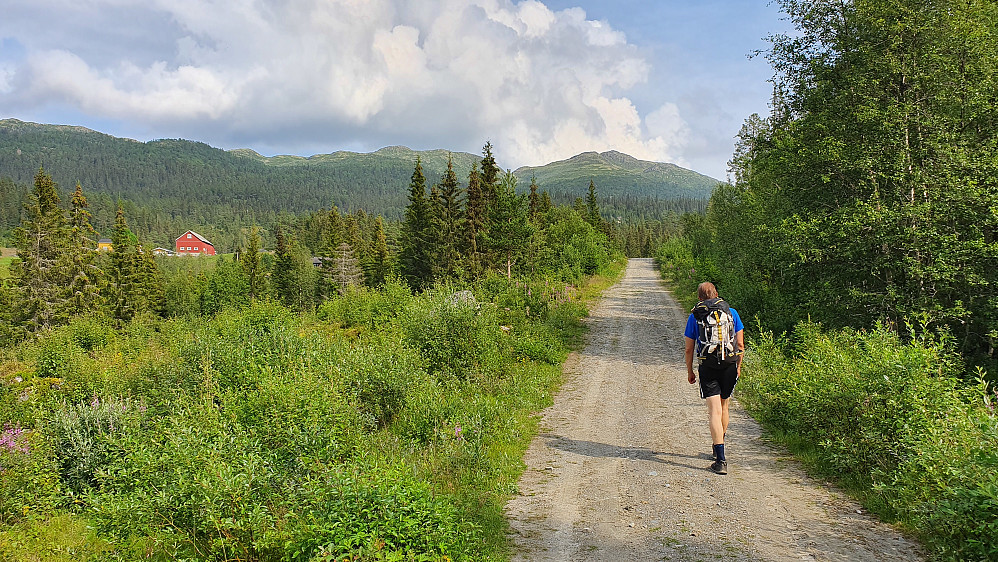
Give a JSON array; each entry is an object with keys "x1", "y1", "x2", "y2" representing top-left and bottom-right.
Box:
[
  {"x1": 0, "y1": 425, "x2": 63, "y2": 524},
  {"x1": 317, "y1": 277, "x2": 413, "y2": 333},
  {"x1": 401, "y1": 290, "x2": 505, "y2": 381},
  {"x1": 48, "y1": 396, "x2": 146, "y2": 495},
  {"x1": 67, "y1": 316, "x2": 111, "y2": 353},
  {"x1": 741, "y1": 323, "x2": 998, "y2": 559},
  {"x1": 286, "y1": 467, "x2": 479, "y2": 561},
  {"x1": 91, "y1": 401, "x2": 285, "y2": 560}
]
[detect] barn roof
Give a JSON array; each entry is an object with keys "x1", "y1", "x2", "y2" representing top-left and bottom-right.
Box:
[{"x1": 176, "y1": 230, "x2": 213, "y2": 245}]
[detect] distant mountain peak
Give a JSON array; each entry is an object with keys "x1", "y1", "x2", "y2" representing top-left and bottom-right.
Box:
[
  {"x1": 373, "y1": 145, "x2": 415, "y2": 157},
  {"x1": 512, "y1": 149, "x2": 719, "y2": 199}
]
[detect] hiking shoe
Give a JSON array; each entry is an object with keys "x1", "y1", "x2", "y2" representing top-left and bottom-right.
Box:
[{"x1": 709, "y1": 460, "x2": 728, "y2": 475}]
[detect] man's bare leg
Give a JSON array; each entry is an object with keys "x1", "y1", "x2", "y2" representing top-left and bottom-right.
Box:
[
  {"x1": 720, "y1": 397, "x2": 730, "y2": 438},
  {"x1": 706, "y1": 395, "x2": 724, "y2": 444}
]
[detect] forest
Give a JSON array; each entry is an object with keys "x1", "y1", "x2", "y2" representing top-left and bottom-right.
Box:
[
  {"x1": 656, "y1": 0, "x2": 997, "y2": 559},
  {"x1": 0, "y1": 121, "x2": 710, "y2": 252}
]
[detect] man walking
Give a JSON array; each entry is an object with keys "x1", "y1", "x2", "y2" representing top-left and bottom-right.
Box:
[{"x1": 684, "y1": 282, "x2": 744, "y2": 474}]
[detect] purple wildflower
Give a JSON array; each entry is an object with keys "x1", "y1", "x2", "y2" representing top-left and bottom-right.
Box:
[{"x1": 1, "y1": 424, "x2": 30, "y2": 454}]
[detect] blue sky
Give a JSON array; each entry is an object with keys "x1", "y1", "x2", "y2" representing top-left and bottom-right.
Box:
[{"x1": 0, "y1": 0, "x2": 790, "y2": 180}]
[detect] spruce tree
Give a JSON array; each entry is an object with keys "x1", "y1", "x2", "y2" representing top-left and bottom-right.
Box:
[
  {"x1": 427, "y1": 182, "x2": 444, "y2": 278},
  {"x1": 332, "y1": 242, "x2": 364, "y2": 293},
  {"x1": 271, "y1": 226, "x2": 318, "y2": 310},
  {"x1": 528, "y1": 176, "x2": 541, "y2": 223},
  {"x1": 399, "y1": 157, "x2": 433, "y2": 290},
  {"x1": 271, "y1": 226, "x2": 295, "y2": 305},
  {"x1": 435, "y1": 155, "x2": 465, "y2": 279},
  {"x1": 484, "y1": 171, "x2": 533, "y2": 278},
  {"x1": 108, "y1": 204, "x2": 140, "y2": 323},
  {"x1": 11, "y1": 167, "x2": 73, "y2": 332},
  {"x1": 366, "y1": 215, "x2": 390, "y2": 287},
  {"x1": 464, "y1": 163, "x2": 486, "y2": 277},
  {"x1": 240, "y1": 226, "x2": 264, "y2": 301},
  {"x1": 480, "y1": 142, "x2": 501, "y2": 206},
  {"x1": 136, "y1": 244, "x2": 166, "y2": 316},
  {"x1": 540, "y1": 190, "x2": 553, "y2": 215},
  {"x1": 66, "y1": 181, "x2": 101, "y2": 317},
  {"x1": 585, "y1": 179, "x2": 601, "y2": 228}
]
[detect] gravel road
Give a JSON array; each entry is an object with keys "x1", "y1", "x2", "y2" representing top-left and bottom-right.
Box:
[{"x1": 505, "y1": 258, "x2": 923, "y2": 561}]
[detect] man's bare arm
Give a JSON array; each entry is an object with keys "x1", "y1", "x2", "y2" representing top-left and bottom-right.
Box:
[{"x1": 685, "y1": 337, "x2": 696, "y2": 384}]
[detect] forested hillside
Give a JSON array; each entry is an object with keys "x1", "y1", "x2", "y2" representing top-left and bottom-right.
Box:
[
  {"x1": 0, "y1": 120, "x2": 711, "y2": 250},
  {"x1": 514, "y1": 150, "x2": 717, "y2": 210}
]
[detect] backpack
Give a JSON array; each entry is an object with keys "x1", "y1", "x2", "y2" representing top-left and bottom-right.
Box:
[{"x1": 692, "y1": 298, "x2": 740, "y2": 365}]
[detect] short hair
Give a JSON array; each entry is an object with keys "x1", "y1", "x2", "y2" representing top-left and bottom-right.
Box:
[{"x1": 697, "y1": 282, "x2": 718, "y2": 301}]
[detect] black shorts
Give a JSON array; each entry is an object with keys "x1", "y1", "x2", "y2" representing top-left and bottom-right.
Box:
[{"x1": 699, "y1": 361, "x2": 739, "y2": 400}]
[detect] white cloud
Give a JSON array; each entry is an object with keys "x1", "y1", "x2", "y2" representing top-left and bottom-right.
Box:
[{"x1": 0, "y1": 0, "x2": 691, "y2": 168}]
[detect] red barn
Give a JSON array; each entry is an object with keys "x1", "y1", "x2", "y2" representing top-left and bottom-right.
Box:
[{"x1": 175, "y1": 230, "x2": 216, "y2": 256}]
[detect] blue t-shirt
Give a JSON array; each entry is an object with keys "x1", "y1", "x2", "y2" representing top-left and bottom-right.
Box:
[{"x1": 684, "y1": 306, "x2": 743, "y2": 340}]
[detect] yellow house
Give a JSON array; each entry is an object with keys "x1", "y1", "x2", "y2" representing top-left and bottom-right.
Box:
[{"x1": 97, "y1": 238, "x2": 113, "y2": 252}]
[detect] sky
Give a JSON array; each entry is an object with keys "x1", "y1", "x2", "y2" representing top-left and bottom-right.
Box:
[{"x1": 0, "y1": 0, "x2": 791, "y2": 181}]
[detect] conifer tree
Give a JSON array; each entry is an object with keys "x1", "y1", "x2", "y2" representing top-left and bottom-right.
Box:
[
  {"x1": 326, "y1": 205, "x2": 344, "y2": 249},
  {"x1": 484, "y1": 171, "x2": 533, "y2": 278},
  {"x1": 271, "y1": 226, "x2": 294, "y2": 305},
  {"x1": 366, "y1": 215, "x2": 390, "y2": 287},
  {"x1": 136, "y1": 244, "x2": 166, "y2": 316},
  {"x1": 271, "y1": 226, "x2": 317, "y2": 310},
  {"x1": 11, "y1": 167, "x2": 73, "y2": 332},
  {"x1": 399, "y1": 157, "x2": 433, "y2": 290},
  {"x1": 585, "y1": 179, "x2": 602, "y2": 228},
  {"x1": 427, "y1": 182, "x2": 443, "y2": 276},
  {"x1": 480, "y1": 142, "x2": 501, "y2": 205},
  {"x1": 349, "y1": 209, "x2": 371, "y2": 266},
  {"x1": 66, "y1": 181, "x2": 101, "y2": 316},
  {"x1": 332, "y1": 242, "x2": 364, "y2": 293},
  {"x1": 540, "y1": 190, "x2": 553, "y2": 215},
  {"x1": 464, "y1": 162, "x2": 486, "y2": 277},
  {"x1": 240, "y1": 226, "x2": 264, "y2": 301},
  {"x1": 108, "y1": 204, "x2": 140, "y2": 323},
  {"x1": 528, "y1": 176, "x2": 541, "y2": 223},
  {"x1": 435, "y1": 155, "x2": 466, "y2": 279}
]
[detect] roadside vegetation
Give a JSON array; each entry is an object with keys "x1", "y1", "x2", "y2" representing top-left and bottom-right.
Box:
[
  {"x1": 0, "y1": 141, "x2": 626, "y2": 560},
  {"x1": 658, "y1": 1, "x2": 998, "y2": 559}
]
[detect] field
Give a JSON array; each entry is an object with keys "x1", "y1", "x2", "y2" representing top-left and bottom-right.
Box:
[{"x1": 0, "y1": 249, "x2": 13, "y2": 279}]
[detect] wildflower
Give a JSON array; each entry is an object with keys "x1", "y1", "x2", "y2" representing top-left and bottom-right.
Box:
[
  {"x1": 1, "y1": 424, "x2": 30, "y2": 454},
  {"x1": 454, "y1": 425, "x2": 463, "y2": 441}
]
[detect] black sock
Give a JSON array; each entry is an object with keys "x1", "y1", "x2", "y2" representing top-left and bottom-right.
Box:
[{"x1": 713, "y1": 443, "x2": 725, "y2": 462}]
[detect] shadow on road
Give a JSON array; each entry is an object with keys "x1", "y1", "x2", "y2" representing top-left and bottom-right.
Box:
[{"x1": 543, "y1": 435, "x2": 712, "y2": 471}]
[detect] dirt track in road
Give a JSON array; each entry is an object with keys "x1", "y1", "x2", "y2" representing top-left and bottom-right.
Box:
[{"x1": 505, "y1": 258, "x2": 923, "y2": 561}]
